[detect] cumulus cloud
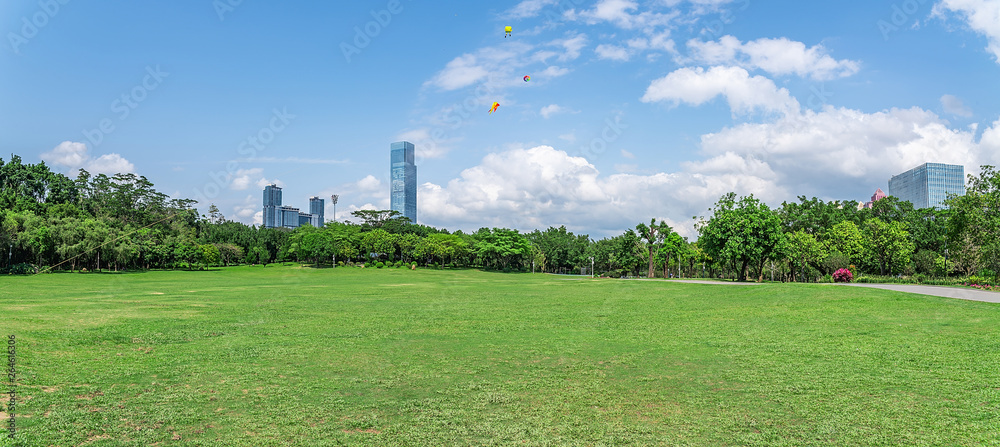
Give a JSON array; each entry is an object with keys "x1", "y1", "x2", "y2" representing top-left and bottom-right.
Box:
[
  {"x1": 230, "y1": 168, "x2": 264, "y2": 191},
  {"x1": 256, "y1": 177, "x2": 284, "y2": 189},
  {"x1": 413, "y1": 105, "x2": 1000, "y2": 238},
  {"x1": 684, "y1": 35, "x2": 860, "y2": 80},
  {"x1": 567, "y1": 0, "x2": 678, "y2": 30},
  {"x1": 233, "y1": 194, "x2": 258, "y2": 219},
  {"x1": 506, "y1": 0, "x2": 560, "y2": 19},
  {"x1": 595, "y1": 43, "x2": 631, "y2": 60},
  {"x1": 941, "y1": 94, "x2": 973, "y2": 117},
  {"x1": 40, "y1": 141, "x2": 136, "y2": 175},
  {"x1": 934, "y1": 0, "x2": 1000, "y2": 63},
  {"x1": 540, "y1": 104, "x2": 566, "y2": 118},
  {"x1": 641, "y1": 66, "x2": 800, "y2": 116}
]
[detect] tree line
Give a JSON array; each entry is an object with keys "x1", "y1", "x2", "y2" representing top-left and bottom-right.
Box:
[{"x1": 3, "y1": 153, "x2": 999, "y2": 282}]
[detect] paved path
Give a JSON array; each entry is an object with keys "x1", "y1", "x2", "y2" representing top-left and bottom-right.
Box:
[
  {"x1": 835, "y1": 283, "x2": 1000, "y2": 304},
  {"x1": 562, "y1": 276, "x2": 1000, "y2": 303}
]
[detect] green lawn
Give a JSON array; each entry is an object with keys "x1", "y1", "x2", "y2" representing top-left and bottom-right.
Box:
[{"x1": 1, "y1": 266, "x2": 998, "y2": 446}]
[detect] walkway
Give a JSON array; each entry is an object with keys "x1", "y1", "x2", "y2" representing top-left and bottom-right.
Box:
[{"x1": 836, "y1": 283, "x2": 1000, "y2": 304}]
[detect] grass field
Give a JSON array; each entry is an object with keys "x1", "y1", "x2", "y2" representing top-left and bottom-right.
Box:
[{"x1": 1, "y1": 265, "x2": 999, "y2": 446}]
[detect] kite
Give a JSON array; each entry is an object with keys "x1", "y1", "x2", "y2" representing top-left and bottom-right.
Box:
[
  {"x1": 489, "y1": 102, "x2": 500, "y2": 114},
  {"x1": 504, "y1": 26, "x2": 512, "y2": 38},
  {"x1": 523, "y1": 75, "x2": 531, "y2": 82}
]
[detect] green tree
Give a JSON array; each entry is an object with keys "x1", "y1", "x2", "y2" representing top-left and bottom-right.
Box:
[
  {"x1": 824, "y1": 221, "x2": 864, "y2": 265},
  {"x1": 199, "y1": 243, "x2": 221, "y2": 267},
  {"x1": 636, "y1": 219, "x2": 669, "y2": 278},
  {"x1": 862, "y1": 219, "x2": 914, "y2": 275},
  {"x1": 785, "y1": 230, "x2": 826, "y2": 282},
  {"x1": 697, "y1": 193, "x2": 785, "y2": 281}
]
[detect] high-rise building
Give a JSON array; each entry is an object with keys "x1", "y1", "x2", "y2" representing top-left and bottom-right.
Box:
[
  {"x1": 263, "y1": 184, "x2": 282, "y2": 228},
  {"x1": 280, "y1": 206, "x2": 300, "y2": 229},
  {"x1": 390, "y1": 141, "x2": 417, "y2": 223},
  {"x1": 262, "y1": 185, "x2": 322, "y2": 229},
  {"x1": 309, "y1": 197, "x2": 325, "y2": 226},
  {"x1": 888, "y1": 163, "x2": 965, "y2": 209}
]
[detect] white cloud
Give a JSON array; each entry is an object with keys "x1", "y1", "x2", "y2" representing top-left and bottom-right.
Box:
[
  {"x1": 641, "y1": 66, "x2": 800, "y2": 116},
  {"x1": 685, "y1": 35, "x2": 861, "y2": 80},
  {"x1": 252, "y1": 210, "x2": 263, "y2": 226},
  {"x1": 425, "y1": 54, "x2": 492, "y2": 91},
  {"x1": 621, "y1": 149, "x2": 635, "y2": 159},
  {"x1": 539, "y1": 65, "x2": 571, "y2": 77},
  {"x1": 233, "y1": 194, "x2": 257, "y2": 219},
  {"x1": 595, "y1": 43, "x2": 631, "y2": 61},
  {"x1": 934, "y1": 0, "x2": 1000, "y2": 63},
  {"x1": 356, "y1": 175, "x2": 383, "y2": 193},
  {"x1": 568, "y1": 0, "x2": 678, "y2": 30},
  {"x1": 941, "y1": 94, "x2": 973, "y2": 117},
  {"x1": 230, "y1": 168, "x2": 263, "y2": 191},
  {"x1": 256, "y1": 177, "x2": 284, "y2": 189},
  {"x1": 41, "y1": 141, "x2": 136, "y2": 175},
  {"x1": 414, "y1": 108, "x2": 1000, "y2": 238},
  {"x1": 506, "y1": 0, "x2": 559, "y2": 19},
  {"x1": 396, "y1": 128, "x2": 457, "y2": 159},
  {"x1": 540, "y1": 104, "x2": 566, "y2": 118}
]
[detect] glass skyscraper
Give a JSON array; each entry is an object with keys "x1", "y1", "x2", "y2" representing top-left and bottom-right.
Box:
[
  {"x1": 309, "y1": 197, "x2": 324, "y2": 227},
  {"x1": 888, "y1": 163, "x2": 965, "y2": 209},
  {"x1": 390, "y1": 141, "x2": 417, "y2": 223},
  {"x1": 263, "y1": 184, "x2": 282, "y2": 228},
  {"x1": 262, "y1": 185, "x2": 321, "y2": 228}
]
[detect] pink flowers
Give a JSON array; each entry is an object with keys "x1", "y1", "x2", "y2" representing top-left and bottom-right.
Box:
[
  {"x1": 963, "y1": 282, "x2": 1000, "y2": 292},
  {"x1": 833, "y1": 268, "x2": 853, "y2": 283}
]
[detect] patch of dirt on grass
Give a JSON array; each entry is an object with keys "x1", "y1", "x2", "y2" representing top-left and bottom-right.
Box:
[
  {"x1": 385, "y1": 284, "x2": 416, "y2": 286},
  {"x1": 150, "y1": 292, "x2": 165, "y2": 295}
]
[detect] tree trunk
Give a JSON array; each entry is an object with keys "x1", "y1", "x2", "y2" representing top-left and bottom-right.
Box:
[{"x1": 647, "y1": 247, "x2": 655, "y2": 278}]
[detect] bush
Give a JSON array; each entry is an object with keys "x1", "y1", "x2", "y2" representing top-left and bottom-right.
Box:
[
  {"x1": 395, "y1": 261, "x2": 403, "y2": 268},
  {"x1": 337, "y1": 261, "x2": 344, "y2": 267},
  {"x1": 822, "y1": 274, "x2": 833, "y2": 283},
  {"x1": 912, "y1": 273, "x2": 928, "y2": 284},
  {"x1": 375, "y1": 261, "x2": 384, "y2": 269},
  {"x1": 833, "y1": 268, "x2": 853, "y2": 283},
  {"x1": 5, "y1": 263, "x2": 36, "y2": 275}
]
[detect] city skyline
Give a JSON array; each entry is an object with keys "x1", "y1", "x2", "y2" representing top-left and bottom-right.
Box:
[{"x1": 4, "y1": 1, "x2": 1000, "y2": 238}]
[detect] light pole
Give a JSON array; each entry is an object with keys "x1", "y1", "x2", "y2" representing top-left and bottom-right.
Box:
[
  {"x1": 330, "y1": 194, "x2": 339, "y2": 222},
  {"x1": 589, "y1": 256, "x2": 594, "y2": 278}
]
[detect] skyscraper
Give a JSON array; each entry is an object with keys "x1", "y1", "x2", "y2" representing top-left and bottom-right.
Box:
[
  {"x1": 309, "y1": 197, "x2": 324, "y2": 227},
  {"x1": 888, "y1": 163, "x2": 965, "y2": 209},
  {"x1": 390, "y1": 141, "x2": 417, "y2": 223},
  {"x1": 263, "y1": 184, "x2": 282, "y2": 228}
]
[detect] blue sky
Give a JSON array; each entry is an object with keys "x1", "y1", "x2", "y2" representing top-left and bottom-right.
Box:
[{"x1": 3, "y1": 0, "x2": 999, "y2": 238}]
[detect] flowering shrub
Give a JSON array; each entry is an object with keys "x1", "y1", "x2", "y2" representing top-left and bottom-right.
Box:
[
  {"x1": 833, "y1": 268, "x2": 853, "y2": 283},
  {"x1": 962, "y1": 283, "x2": 1000, "y2": 292}
]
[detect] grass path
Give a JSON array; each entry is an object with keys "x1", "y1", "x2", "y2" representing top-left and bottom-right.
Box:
[{"x1": 1, "y1": 266, "x2": 998, "y2": 446}]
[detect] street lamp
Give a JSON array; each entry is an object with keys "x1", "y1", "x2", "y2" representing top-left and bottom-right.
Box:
[{"x1": 589, "y1": 256, "x2": 594, "y2": 278}]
